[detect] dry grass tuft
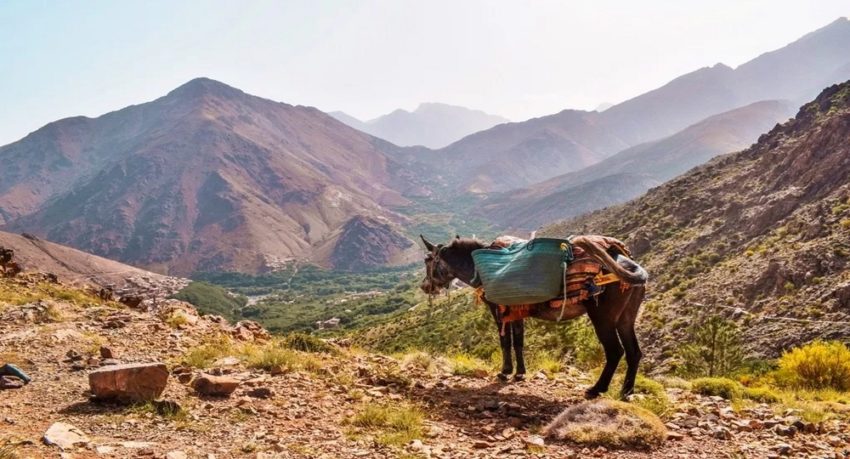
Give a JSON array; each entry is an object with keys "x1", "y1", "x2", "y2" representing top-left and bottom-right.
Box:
[
  {"x1": 447, "y1": 353, "x2": 490, "y2": 377},
  {"x1": 0, "y1": 444, "x2": 18, "y2": 459},
  {"x1": 542, "y1": 399, "x2": 666, "y2": 449},
  {"x1": 346, "y1": 402, "x2": 424, "y2": 446}
]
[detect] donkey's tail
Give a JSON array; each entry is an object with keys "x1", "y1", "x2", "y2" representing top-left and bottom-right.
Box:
[{"x1": 570, "y1": 235, "x2": 649, "y2": 285}]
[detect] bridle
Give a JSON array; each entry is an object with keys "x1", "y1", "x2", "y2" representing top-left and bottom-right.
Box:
[{"x1": 424, "y1": 245, "x2": 454, "y2": 306}]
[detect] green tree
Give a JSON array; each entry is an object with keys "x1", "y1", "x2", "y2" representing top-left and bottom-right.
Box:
[{"x1": 677, "y1": 315, "x2": 743, "y2": 377}]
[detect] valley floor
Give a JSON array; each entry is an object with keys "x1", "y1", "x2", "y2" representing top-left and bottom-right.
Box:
[{"x1": 1, "y1": 277, "x2": 848, "y2": 459}]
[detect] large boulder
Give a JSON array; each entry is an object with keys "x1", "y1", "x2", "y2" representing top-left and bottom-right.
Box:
[
  {"x1": 191, "y1": 374, "x2": 240, "y2": 397},
  {"x1": 89, "y1": 362, "x2": 168, "y2": 402}
]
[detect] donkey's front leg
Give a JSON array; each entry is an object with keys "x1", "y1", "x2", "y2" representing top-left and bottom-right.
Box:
[
  {"x1": 510, "y1": 319, "x2": 526, "y2": 381},
  {"x1": 487, "y1": 302, "x2": 513, "y2": 381}
]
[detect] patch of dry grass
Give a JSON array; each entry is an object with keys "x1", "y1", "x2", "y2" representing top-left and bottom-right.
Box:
[
  {"x1": 446, "y1": 353, "x2": 490, "y2": 377},
  {"x1": 542, "y1": 399, "x2": 666, "y2": 449},
  {"x1": 346, "y1": 402, "x2": 424, "y2": 447},
  {"x1": 181, "y1": 336, "x2": 326, "y2": 375}
]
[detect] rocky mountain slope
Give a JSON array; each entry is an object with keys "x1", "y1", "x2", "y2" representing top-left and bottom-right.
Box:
[
  {"x1": 330, "y1": 103, "x2": 509, "y2": 149},
  {"x1": 424, "y1": 18, "x2": 850, "y2": 193},
  {"x1": 0, "y1": 230, "x2": 188, "y2": 302},
  {"x1": 482, "y1": 100, "x2": 796, "y2": 229},
  {"x1": 2, "y1": 266, "x2": 849, "y2": 458},
  {"x1": 541, "y1": 80, "x2": 850, "y2": 365},
  {"x1": 0, "y1": 78, "x2": 422, "y2": 275}
]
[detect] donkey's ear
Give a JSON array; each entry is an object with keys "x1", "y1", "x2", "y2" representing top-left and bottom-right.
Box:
[{"x1": 420, "y1": 235, "x2": 435, "y2": 252}]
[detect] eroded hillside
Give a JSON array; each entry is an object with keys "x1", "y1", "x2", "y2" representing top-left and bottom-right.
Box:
[{"x1": 541, "y1": 81, "x2": 850, "y2": 367}]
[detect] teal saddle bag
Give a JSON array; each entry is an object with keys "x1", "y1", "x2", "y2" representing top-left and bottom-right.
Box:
[{"x1": 471, "y1": 238, "x2": 574, "y2": 305}]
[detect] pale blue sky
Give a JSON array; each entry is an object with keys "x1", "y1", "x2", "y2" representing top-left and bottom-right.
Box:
[{"x1": 1, "y1": 0, "x2": 847, "y2": 146}]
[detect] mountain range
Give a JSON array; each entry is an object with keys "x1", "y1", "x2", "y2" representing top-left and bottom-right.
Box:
[
  {"x1": 419, "y1": 17, "x2": 850, "y2": 193},
  {"x1": 330, "y1": 103, "x2": 509, "y2": 149},
  {"x1": 1, "y1": 18, "x2": 849, "y2": 276},
  {"x1": 541, "y1": 80, "x2": 850, "y2": 362},
  {"x1": 481, "y1": 99, "x2": 797, "y2": 229},
  {"x1": 0, "y1": 78, "x2": 422, "y2": 275}
]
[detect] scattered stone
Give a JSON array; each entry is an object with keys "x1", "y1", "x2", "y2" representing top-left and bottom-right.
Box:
[
  {"x1": 193, "y1": 374, "x2": 240, "y2": 397},
  {"x1": 43, "y1": 422, "x2": 90, "y2": 450},
  {"x1": 473, "y1": 440, "x2": 491, "y2": 449},
  {"x1": 0, "y1": 376, "x2": 25, "y2": 389},
  {"x1": 774, "y1": 424, "x2": 798, "y2": 437},
  {"x1": 524, "y1": 435, "x2": 545, "y2": 447},
  {"x1": 231, "y1": 321, "x2": 270, "y2": 341},
  {"x1": 246, "y1": 387, "x2": 273, "y2": 399},
  {"x1": 99, "y1": 346, "x2": 114, "y2": 359},
  {"x1": 666, "y1": 431, "x2": 685, "y2": 441},
  {"x1": 89, "y1": 362, "x2": 169, "y2": 402},
  {"x1": 775, "y1": 443, "x2": 792, "y2": 456},
  {"x1": 166, "y1": 451, "x2": 188, "y2": 459},
  {"x1": 212, "y1": 356, "x2": 241, "y2": 367}
]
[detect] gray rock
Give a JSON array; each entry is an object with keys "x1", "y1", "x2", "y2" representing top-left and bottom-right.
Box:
[{"x1": 43, "y1": 422, "x2": 90, "y2": 450}]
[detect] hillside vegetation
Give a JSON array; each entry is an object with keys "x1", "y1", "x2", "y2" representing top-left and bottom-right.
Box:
[{"x1": 541, "y1": 81, "x2": 850, "y2": 369}]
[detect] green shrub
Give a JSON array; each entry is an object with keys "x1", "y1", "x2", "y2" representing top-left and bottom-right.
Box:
[
  {"x1": 170, "y1": 281, "x2": 246, "y2": 320},
  {"x1": 182, "y1": 336, "x2": 235, "y2": 368},
  {"x1": 615, "y1": 375, "x2": 671, "y2": 418},
  {"x1": 281, "y1": 333, "x2": 337, "y2": 354},
  {"x1": 776, "y1": 341, "x2": 850, "y2": 391},
  {"x1": 676, "y1": 315, "x2": 743, "y2": 377},
  {"x1": 742, "y1": 387, "x2": 781, "y2": 403},
  {"x1": 691, "y1": 377, "x2": 743, "y2": 400},
  {"x1": 447, "y1": 353, "x2": 490, "y2": 377}
]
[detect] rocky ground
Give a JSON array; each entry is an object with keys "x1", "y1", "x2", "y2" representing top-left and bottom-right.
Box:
[{"x1": 1, "y1": 275, "x2": 849, "y2": 459}]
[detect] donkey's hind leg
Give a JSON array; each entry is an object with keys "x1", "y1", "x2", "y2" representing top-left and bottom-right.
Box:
[
  {"x1": 616, "y1": 288, "x2": 645, "y2": 399},
  {"x1": 487, "y1": 302, "x2": 513, "y2": 381},
  {"x1": 510, "y1": 319, "x2": 526, "y2": 380},
  {"x1": 616, "y1": 321, "x2": 642, "y2": 399},
  {"x1": 585, "y1": 312, "x2": 624, "y2": 399}
]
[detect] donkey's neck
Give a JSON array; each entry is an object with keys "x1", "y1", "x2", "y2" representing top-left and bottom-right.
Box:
[{"x1": 445, "y1": 239, "x2": 486, "y2": 286}]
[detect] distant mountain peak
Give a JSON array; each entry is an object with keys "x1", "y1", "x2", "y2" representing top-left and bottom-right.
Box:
[
  {"x1": 331, "y1": 102, "x2": 509, "y2": 148},
  {"x1": 165, "y1": 77, "x2": 246, "y2": 101}
]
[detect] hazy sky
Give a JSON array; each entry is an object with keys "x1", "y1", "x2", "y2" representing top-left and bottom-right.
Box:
[{"x1": 1, "y1": 1, "x2": 847, "y2": 146}]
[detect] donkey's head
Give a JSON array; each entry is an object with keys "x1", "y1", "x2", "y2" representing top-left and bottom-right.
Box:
[{"x1": 420, "y1": 235, "x2": 483, "y2": 294}]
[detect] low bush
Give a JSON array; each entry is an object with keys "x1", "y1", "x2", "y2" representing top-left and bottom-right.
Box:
[
  {"x1": 691, "y1": 377, "x2": 743, "y2": 400},
  {"x1": 181, "y1": 336, "x2": 235, "y2": 368},
  {"x1": 742, "y1": 387, "x2": 781, "y2": 403},
  {"x1": 347, "y1": 402, "x2": 424, "y2": 446},
  {"x1": 610, "y1": 375, "x2": 671, "y2": 418},
  {"x1": 447, "y1": 353, "x2": 490, "y2": 377},
  {"x1": 399, "y1": 351, "x2": 437, "y2": 373},
  {"x1": 776, "y1": 341, "x2": 850, "y2": 391},
  {"x1": 542, "y1": 399, "x2": 666, "y2": 449},
  {"x1": 281, "y1": 333, "x2": 337, "y2": 354}
]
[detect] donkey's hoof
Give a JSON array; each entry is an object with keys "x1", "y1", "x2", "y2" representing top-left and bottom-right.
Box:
[
  {"x1": 584, "y1": 388, "x2": 603, "y2": 399},
  {"x1": 513, "y1": 373, "x2": 526, "y2": 382},
  {"x1": 497, "y1": 373, "x2": 510, "y2": 382}
]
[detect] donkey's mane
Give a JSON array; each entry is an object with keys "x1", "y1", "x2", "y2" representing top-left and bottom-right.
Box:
[{"x1": 446, "y1": 237, "x2": 487, "y2": 252}]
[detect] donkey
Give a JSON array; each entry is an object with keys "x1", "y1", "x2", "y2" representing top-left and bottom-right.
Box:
[{"x1": 420, "y1": 235, "x2": 648, "y2": 399}]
